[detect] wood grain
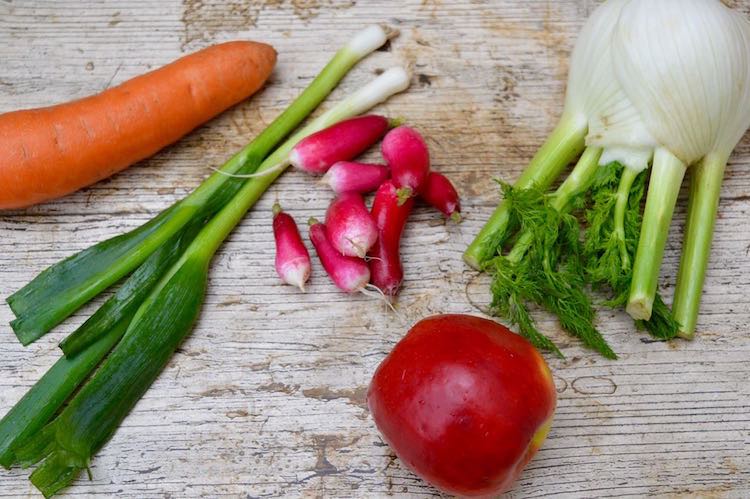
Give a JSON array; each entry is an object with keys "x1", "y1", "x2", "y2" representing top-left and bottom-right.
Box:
[{"x1": 1, "y1": 0, "x2": 748, "y2": 497}]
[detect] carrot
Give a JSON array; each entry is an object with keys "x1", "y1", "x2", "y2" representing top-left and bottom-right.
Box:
[{"x1": 0, "y1": 41, "x2": 277, "y2": 209}]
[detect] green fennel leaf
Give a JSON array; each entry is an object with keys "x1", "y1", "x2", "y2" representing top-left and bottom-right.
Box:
[
  {"x1": 489, "y1": 256, "x2": 563, "y2": 357},
  {"x1": 488, "y1": 182, "x2": 616, "y2": 359},
  {"x1": 583, "y1": 163, "x2": 680, "y2": 340}
]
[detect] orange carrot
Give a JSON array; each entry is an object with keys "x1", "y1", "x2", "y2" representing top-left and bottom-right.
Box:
[{"x1": 0, "y1": 41, "x2": 277, "y2": 209}]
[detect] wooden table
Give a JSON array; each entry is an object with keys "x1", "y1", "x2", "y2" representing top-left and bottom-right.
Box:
[{"x1": 1, "y1": 1, "x2": 748, "y2": 497}]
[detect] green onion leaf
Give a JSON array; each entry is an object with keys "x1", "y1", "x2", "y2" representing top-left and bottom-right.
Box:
[
  {"x1": 8, "y1": 205, "x2": 188, "y2": 346},
  {"x1": 0, "y1": 319, "x2": 127, "y2": 469},
  {"x1": 58, "y1": 221, "x2": 203, "y2": 358}
]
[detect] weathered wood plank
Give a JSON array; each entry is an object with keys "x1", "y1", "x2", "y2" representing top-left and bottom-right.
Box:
[{"x1": 1, "y1": 0, "x2": 749, "y2": 497}]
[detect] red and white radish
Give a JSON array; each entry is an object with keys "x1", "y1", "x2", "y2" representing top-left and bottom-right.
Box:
[
  {"x1": 308, "y1": 218, "x2": 371, "y2": 293},
  {"x1": 381, "y1": 125, "x2": 430, "y2": 204},
  {"x1": 368, "y1": 180, "x2": 414, "y2": 297},
  {"x1": 322, "y1": 161, "x2": 389, "y2": 194},
  {"x1": 216, "y1": 115, "x2": 391, "y2": 179},
  {"x1": 290, "y1": 115, "x2": 390, "y2": 174},
  {"x1": 420, "y1": 172, "x2": 461, "y2": 222},
  {"x1": 272, "y1": 203, "x2": 311, "y2": 292},
  {"x1": 325, "y1": 192, "x2": 378, "y2": 258}
]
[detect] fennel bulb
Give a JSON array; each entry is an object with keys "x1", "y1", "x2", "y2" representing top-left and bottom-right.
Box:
[
  {"x1": 612, "y1": 0, "x2": 750, "y2": 332},
  {"x1": 466, "y1": 0, "x2": 750, "y2": 356}
]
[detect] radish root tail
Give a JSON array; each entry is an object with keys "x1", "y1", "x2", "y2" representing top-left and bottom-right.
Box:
[
  {"x1": 345, "y1": 237, "x2": 368, "y2": 258},
  {"x1": 361, "y1": 284, "x2": 399, "y2": 316}
]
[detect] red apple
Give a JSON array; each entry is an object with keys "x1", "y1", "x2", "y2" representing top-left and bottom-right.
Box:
[{"x1": 368, "y1": 314, "x2": 556, "y2": 497}]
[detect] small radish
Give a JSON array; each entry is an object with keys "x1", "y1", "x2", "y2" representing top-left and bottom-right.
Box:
[
  {"x1": 308, "y1": 218, "x2": 371, "y2": 293},
  {"x1": 325, "y1": 192, "x2": 379, "y2": 258},
  {"x1": 322, "y1": 161, "x2": 390, "y2": 194},
  {"x1": 215, "y1": 115, "x2": 392, "y2": 179},
  {"x1": 420, "y1": 172, "x2": 461, "y2": 222},
  {"x1": 290, "y1": 115, "x2": 391, "y2": 174},
  {"x1": 273, "y1": 203, "x2": 311, "y2": 292},
  {"x1": 368, "y1": 180, "x2": 414, "y2": 297},
  {"x1": 381, "y1": 125, "x2": 430, "y2": 204}
]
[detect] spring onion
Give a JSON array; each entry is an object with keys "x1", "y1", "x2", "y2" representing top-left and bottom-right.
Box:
[
  {"x1": 58, "y1": 223, "x2": 201, "y2": 357},
  {"x1": 0, "y1": 321, "x2": 127, "y2": 470}
]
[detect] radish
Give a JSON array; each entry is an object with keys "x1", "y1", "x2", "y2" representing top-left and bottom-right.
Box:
[
  {"x1": 214, "y1": 115, "x2": 391, "y2": 179},
  {"x1": 308, "y1": 218, "x2": 371, "y2": 293},
  {"x1": 368, "y1": 180, "x2": 414, "y2": 297},
  {"x1": 272, "y1": 203, "x2": 311, "y2": 292},
  {"x1": 325, "y1": 192, "x2": 378, "y2": 258},
  {"x1": 289, "y1": 115, "x2": 390, "y2": 174},
  {"x1": 381, "y1": 125, "x2": 430, "y2": 204},
  {"x1": 322, "y1": 161, "x2": 390, "y2": 194},
  {"x1": 421, "y1": 172, "x2": 461, "y2": 222}
]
